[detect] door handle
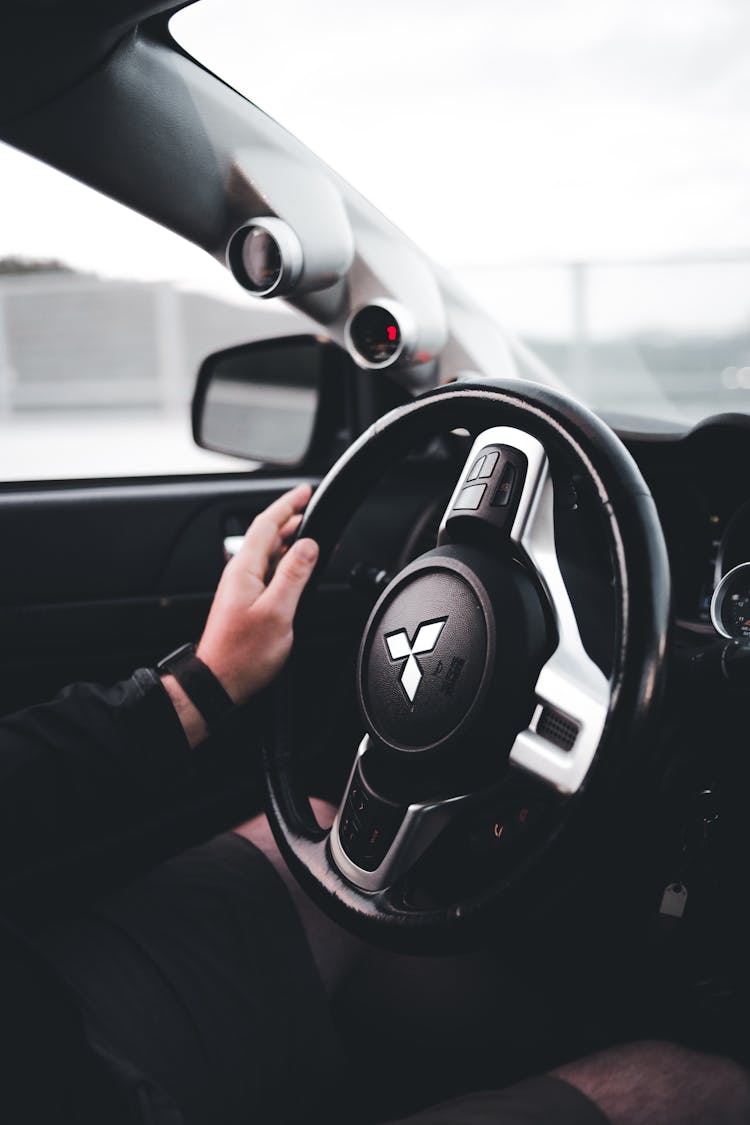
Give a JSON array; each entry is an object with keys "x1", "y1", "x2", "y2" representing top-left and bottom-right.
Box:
[{"x1": 223, "y1": 535, "x2": 245, "y2": 561}]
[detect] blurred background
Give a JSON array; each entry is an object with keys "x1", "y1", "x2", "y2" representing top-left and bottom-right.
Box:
[{"x1": 1, "y1": 0, "x2": 749, "y2": 478}]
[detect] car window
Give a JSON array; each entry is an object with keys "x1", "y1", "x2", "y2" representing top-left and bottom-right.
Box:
[
  {"x1": 172, "y1": 0, "x2": 750, "y2": 426},
  {"x1": 0, "y1": 141, "x2": 312, "y2": 481}
]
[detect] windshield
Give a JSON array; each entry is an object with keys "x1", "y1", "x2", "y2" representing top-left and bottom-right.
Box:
[{"x1": 172, "y1": 0, "x2": 750, "y2": 426}]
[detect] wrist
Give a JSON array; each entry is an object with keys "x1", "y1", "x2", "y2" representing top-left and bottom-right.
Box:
[
  {"x1": 160, "y1": 673, "x2": 208, "y2": 750},
  {"x1": 195, "y1": 643, "x2": 249, "y2": 706},
  {"x1": 157, "y1": 642, "x2": 236, "y2": 733}
]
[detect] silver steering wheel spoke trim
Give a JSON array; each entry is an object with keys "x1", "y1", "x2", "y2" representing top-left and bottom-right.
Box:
[
  {"x1": 440, "y1": 426, "x2": 611, "y2": 796},
  {"x1": 330, "y1": 424, "x2": 612, "y2": 893},
  {"x1": 330, "y1": 736, "x2": 474, "y2": 893}
]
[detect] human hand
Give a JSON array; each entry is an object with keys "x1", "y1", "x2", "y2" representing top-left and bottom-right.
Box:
[{"x1": 196, "y1": 484, "x2": 318, "y2": 705}]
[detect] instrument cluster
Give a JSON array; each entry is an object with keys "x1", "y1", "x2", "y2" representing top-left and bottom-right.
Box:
[
  {"x1": 711, "y1": 501, "x2": 750, "y2": 638},
  {"x1": 621, "y1": 415, "x2": 750, "y2": 632}
]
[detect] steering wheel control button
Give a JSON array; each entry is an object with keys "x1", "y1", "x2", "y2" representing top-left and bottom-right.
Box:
[
  {"x1": 467, "y1": 451, "x2": 499, "y2": 481},
  {"x1": 455, "y1": 484, "x2": 486, "y2": 510},
  {"x1": 467, "y1": 800, "x2": 547, "y2": 855},
  {"x1": 469, "y1": 813, "x2": 517, "y2": 852},
  {"x1": 492, "y1": 462, "x2": 516, "y2": 506},
  {"x1": 338, "y1": 766, "x2": 405, "y2": 871},
  {"x1": 479, "y1": 450, "x2": 499, "y2": 476},
  {"x1": 444, "y1": 445, "x2": 528, "y2": 541}
]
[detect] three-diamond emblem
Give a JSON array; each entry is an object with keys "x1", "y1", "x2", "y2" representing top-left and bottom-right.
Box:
[{"x1": 385, "y1": 618, "x2": 447, "y2": 703}]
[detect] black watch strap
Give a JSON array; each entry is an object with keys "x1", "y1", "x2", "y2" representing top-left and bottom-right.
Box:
[{"x1": 157, "y1": 643, "x2": 234, "y2": 729}]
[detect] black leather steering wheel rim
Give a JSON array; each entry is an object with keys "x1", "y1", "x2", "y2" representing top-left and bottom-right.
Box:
[{"x1": 264, "y1": 378, "x2": 671, "y2": 952}]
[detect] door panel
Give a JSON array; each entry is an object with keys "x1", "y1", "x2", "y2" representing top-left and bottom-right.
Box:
[
  {"x1": 0, "y1": 475, "x2": 313, "y2": 713},
  {"x1": 0, "y1": 463, "x2": 450, "y2": 714},
  {"x1": 0, "y1": 462, "x2": 450, "y2": 913},
  {"x1": 0, "y1": 471, "x2": 332, "y2": 913}
]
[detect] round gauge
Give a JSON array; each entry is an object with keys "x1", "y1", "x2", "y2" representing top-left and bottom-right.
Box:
[
  {"x1": 242, "y1": 227, "x2": 282, "y2": 292},
  {"x1": 714, "y1": 498, "x2": 750, "y2": 584},
  {"x1": 226, "y1": 217, "x2": 303, "y2": 298},
  {"x1": 346, "y1": 301, "x2": 413, "y2": 369},
  {"x1": 710, "y1": 562, "x2": 750, "y2": 638}
]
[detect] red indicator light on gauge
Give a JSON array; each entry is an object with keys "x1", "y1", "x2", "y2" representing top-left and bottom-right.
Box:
[{"x1": 347, "y1": 304, "x2": 406, "y2": 367}]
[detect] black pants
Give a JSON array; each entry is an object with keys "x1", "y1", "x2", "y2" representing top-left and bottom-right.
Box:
[{"x1": 37, "y1": 834, "x2": 607, "y2": 1125}]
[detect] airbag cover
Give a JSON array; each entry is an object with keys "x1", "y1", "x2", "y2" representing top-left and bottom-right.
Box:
[{"x1": 359, "y1": 559, "x2": 493, "y2": 753}]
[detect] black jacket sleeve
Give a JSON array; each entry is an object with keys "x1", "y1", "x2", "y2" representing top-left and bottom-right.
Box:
[{"x1": 0, "y1": 668, "x2": 194, "y2": 891}]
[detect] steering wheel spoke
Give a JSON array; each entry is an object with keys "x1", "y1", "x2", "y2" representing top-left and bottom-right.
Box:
[
  {"x1": 266, "y1": 382, "x2": 668, "y2": 949},
  {"x1": 439, "y1": 426, "x2": 610, "y2": 795},
  {"x1": 330, "y1": 736, "x2": 473, "y2": 892}
]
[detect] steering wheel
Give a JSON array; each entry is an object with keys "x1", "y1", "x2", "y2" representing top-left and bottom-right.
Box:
[{"x1": 264, "y1": 379, "x2": 670, "y2": 951}]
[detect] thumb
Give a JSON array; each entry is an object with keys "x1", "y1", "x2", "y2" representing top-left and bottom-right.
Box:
[{"x1": 263, "y1": 538, "x2": 319, "y2": 622}]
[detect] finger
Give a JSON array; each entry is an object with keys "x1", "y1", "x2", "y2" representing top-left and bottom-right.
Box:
[
  {"x1": 266, "y1": 535, "x2": 295, "y2": 581},
  {"x1": 238, "y1": 485, "x2": 312, "y2": 578},
  {"x1": 260, "y1": 537, "x2": 319, "y2": 622},
  {"x1": 279, "y1": 512, "x2": 303, "y2": 543},
  {"x1": 266, "y1": 513, "x2": 304, "y2": 576},
  {"x1": 256, "y1": 483, "x2": 312, "y2": 534}
]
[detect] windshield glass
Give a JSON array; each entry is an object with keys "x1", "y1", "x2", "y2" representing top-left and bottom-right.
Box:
[{"x1": 172, "y1": 0, "x2": 750, "y2": 426}]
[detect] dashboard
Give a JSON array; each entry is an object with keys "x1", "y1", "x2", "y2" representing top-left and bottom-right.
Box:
[
  {"x1": 620, "y1": 413, "x2": 750, "y2": 632},
  {"x1": 326, "y1": 411, "x2": 750, "y2": 663}
]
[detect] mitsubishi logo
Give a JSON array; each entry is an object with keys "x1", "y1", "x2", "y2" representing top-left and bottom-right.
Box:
[{"x1": 385, "y1": 618, "x2": 447, "y2": 703}]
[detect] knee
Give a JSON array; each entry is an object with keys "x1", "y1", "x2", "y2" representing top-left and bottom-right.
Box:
[
  {"x1": 650, "y1": 1041, "x2": 750, "y2": 1123},
  {"x1": 553, "y1": 1039, "x2": 750, "y2": 1125},
  {"x1": 233, "y1": 797, "x2": 336, "y2": 851},
  {"x1": 637, "y1": 1039, "x2": 750, "y2": 1092},
  {"x1": 686, "y1": 1046, "x2": 750, "y2": 1120}
]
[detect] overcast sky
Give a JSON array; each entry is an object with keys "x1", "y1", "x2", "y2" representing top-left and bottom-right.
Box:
[
  {"x1": 175, "y1": 0, "x2": 750, "y2": 265},
  {"x1": 1, "y1": 0, "x2": 750, "y2": 333}
]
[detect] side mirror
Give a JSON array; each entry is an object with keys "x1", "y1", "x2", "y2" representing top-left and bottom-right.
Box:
[{"x1": 192, "y1": 335, "x2": 347, "y2": 467}]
